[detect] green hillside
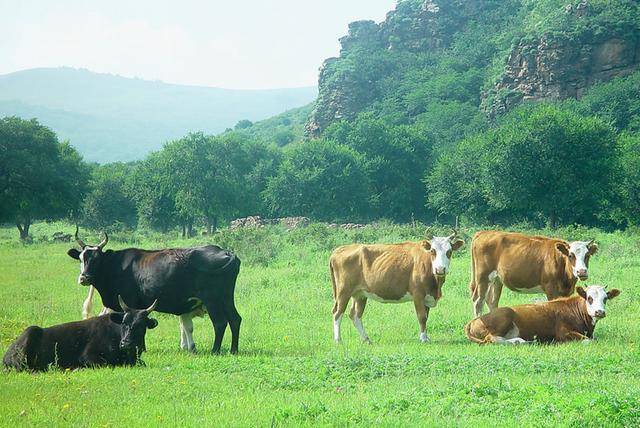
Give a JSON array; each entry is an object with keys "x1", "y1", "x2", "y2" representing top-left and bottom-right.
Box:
[{"x1": 0, "y1": 67, "x2": 316, "y2": 162}]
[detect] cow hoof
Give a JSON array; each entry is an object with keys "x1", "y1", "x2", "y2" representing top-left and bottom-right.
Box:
[
  {"x1": 582, "y1": 339, "x2": 592, "y2": 345},
  {"x1": 363, "y1": 338, "x2": 372, "y2": 345},
  {"x1": 420, "y1": 334, "x2": 430, "y2": 343}
]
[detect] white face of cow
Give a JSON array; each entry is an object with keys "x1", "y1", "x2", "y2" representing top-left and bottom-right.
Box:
[
  {"x1": 569, "y1": 241, "x2": 596, "y2": 280},
  {"x1": 425, "y1": 236, "x2": 464, "y2": 278},
  {"x1": 556, "y1": 240, "x2": 597, "y2": 281},
  {"x1": 577, "y1": 286, "x2": 620, "y2": 321}
]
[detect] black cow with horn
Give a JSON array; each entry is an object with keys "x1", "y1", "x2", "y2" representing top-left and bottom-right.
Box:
[
  {"x1": 4, "y1": 296, "x2": 158, "y2": 371},
  {"x1": 67, "y1": 228, "x2": 242, "y2": 354}
]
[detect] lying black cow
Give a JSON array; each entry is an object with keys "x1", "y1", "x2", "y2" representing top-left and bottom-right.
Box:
[
  {"x1": 3, "y1": 297, "x2": 158, "y2": 371},
  {"x1": 67, "y1": 229, "x2": 242, "y2": 354}
]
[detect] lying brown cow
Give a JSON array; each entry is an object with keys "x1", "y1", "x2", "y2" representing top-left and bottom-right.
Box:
[
  {"x1": 464, "y1": 285, "x2": 620, "y2": 345},
  {"x1": 330, "y1": 230, "x2": 464, "y2": 343},
  {"x1": 470, "y1": 231, "x2": 598, "y2": 317}
]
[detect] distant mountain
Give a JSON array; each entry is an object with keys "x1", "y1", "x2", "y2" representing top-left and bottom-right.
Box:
[{"x1": 0, "y1": 67, "x2": 317, "y2": 162}]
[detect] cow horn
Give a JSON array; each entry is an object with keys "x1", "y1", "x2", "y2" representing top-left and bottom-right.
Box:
[
  {"x1": 145, "y1": 299, "x2": 158, "y2": 313},
  {"x1": 97, "y1": 232, "x2": 109, "y2": 250},
  {"x1": 75, "y1": 226, "x2": 86, "y2": 249},
  {"x1": 448, "y1": 228, "x2": 459, "y2": 241},
  {"x1": 118, "y1": 295, "x2": 131, "y2": 312},
  {"x1": 587, "y1": 239, "x2": 595, "y2": 247},
  {"x1": 424, "y1": 227, "x2": 433, "y2": 240}
]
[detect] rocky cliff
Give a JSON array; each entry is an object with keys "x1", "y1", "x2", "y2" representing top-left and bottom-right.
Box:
[
  {"x1": 485, "y1": 3, "x2": 640, "y2": 116},
  {"x1": 306, "y1": 0, "x2": 640, "y2": 135},
  {"x1": 306, "y1": 0, "x2": 483, "y2": 136}
]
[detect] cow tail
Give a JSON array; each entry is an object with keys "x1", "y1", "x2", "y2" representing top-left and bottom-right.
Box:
[
  {"x1": 469, "y1": 238, "x2": 477, "y2": 297},
  {"x1": 329, "y1": 258, "x2": 337, "y2": 301},
  {"x1": 464, "y1": 321, "x2": 484, "y2": 345}
]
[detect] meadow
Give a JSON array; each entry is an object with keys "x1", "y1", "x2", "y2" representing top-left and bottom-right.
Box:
[{"x1": 0, "y1": 222, "x2": 639, "y2": 427}]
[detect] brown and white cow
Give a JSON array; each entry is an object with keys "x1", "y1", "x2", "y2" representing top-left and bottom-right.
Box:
[
  {"x1": 464, "y1": 285, "x2": 620, "y2": 345},
  {"x1": 470, "y1": 231, "x2": 598, "y2": 317},
  {"x1": 330, "y1": 230, "x2": 464, "y2": 343}
]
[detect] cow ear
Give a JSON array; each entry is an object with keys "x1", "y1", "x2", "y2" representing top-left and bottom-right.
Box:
[
  {"x1": 109, "y1": 313, "x2": 124, "y2": 324},
  {"x1": 588, "y1": 243, "x2": 598, "y2": 255},
  {"x1": 576, "y1": 286, "x2": 587, "y2": 299},
  {"x1": 607, "y1": 289, "x2": 621, "y2": 300},
  {"x1": 146, "y1": 318, "x2": 159, "y2": 329},
  {"x1": 451, "y1": 239, "x2": 464, "y2": 251},
  {"x1": 421, "y1": 240, "x2": 431, "y2": 250},
  {"x1": 67, "y1": 249, "x2": 81, "y2": 260},
  {"x1": 555, "y1": 242, "x2": 570, "y2": 256}
]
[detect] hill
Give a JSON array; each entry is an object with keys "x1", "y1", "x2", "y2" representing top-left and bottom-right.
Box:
[
  {"x1": 306, "y1": 0, "x2": 640, "y2": 137},
  {"x1": 0, "y1": 67, "x2": 316, "y2": 162}
]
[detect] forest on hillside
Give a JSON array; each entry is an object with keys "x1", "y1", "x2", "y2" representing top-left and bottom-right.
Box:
[{"x1": 1, "y1": 0, "x2": 640, "y2": 238}]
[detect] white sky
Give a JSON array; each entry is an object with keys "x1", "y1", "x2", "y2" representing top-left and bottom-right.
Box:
[{"x1": 0, "y1": 0, "x2": 397, "y2": 89}]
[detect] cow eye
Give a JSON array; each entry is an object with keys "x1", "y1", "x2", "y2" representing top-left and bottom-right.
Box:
[
  {"x1": 446, "y1": 250, "x2": 452, "y2": 258},
  {"x1": 587, "y1": 296, "x2": 593, "y2": 304}
]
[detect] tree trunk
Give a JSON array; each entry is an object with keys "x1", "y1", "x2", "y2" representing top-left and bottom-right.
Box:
[
  {"x1": 16, "y1": 219, "x2": 30, "y2": 240},
  {"x1": 187, "y1": 222, "x2": 194, "y2": 238},
  {"x1": 181, "y1": 224, "x2": 186, "y2": 238},
  {"x1": 548, "y1": 212, "x2": 557, "y2": 229}
]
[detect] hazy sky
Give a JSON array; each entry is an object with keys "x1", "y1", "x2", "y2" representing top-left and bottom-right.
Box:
[{"x1": 0, "y1": 0, "x2": 397, "y2": 89}]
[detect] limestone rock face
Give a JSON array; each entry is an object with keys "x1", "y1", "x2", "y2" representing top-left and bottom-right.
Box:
[
  {"x1": 485, "y1": 36, "x2": 640, "y2": 117},
  {"x1": 306, "y1": 0, "x2": 474, "y2": 136}
]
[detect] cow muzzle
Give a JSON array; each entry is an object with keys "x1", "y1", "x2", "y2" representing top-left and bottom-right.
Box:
[
  {"x1": 576, "y1": 269, "x2": 588, "y2": 281},
  {"x1": 594, "y1": 310, "x2": 605, "y2": 319},
  {"x1": 78, "y1": 274, "x2": 92, "y2": 286},
  {"x1": 434, "y1": 267, "x2": 447, "y2": 277}
]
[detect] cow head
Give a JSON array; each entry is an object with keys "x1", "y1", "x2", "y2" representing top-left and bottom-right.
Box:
[
  {"x1": 576, "y1": 285, "x2": 620, "y2": 321},
  {"x1": 555, "y1": 240, "x2": 598, "y2": 281},
  {"x1": 66, "y1": 227, "x2": 109, "y2": 286},
  {"x1": 110, "y1": 296, "x2": 159, "y2": 353},
  {"x1": 423, "y1": 228, "x2": 464, "y2": 278}
]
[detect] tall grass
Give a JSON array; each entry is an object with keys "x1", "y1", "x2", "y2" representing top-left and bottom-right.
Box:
[{"x1": 1, "y1": 222, "x2": 639, "y2": 426}]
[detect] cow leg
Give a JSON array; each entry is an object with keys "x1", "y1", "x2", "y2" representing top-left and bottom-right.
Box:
[
  {"x1": 413, "y1": 296, "x2": 430, "y2": 343},
  {"x1": 349, "y1": 298, "x2": 370, "y2": 343},
  {"x1": 332, "y1": 294, "x2": 350, "y2": 343},
  {"x1": 556, "y1": 326, "x2": 590, "y2": 343},
  {"x1": 222, "y1": 297, "x2": 242, "y2": 355},
  {"x1": 486, "y1": 280, "x2": 503, "y2": 312},
  {"x1": 82, "y1": 286, "x2": 96, "y2": 319},
  {"x1": 179, "y1": 313, "x2": 196, "y2": 352},
  {"x1": 205, "y1": 301, "x2": 229, "y2": 354},
  {"x1": 472, "y1": 276, "x2": 490, "y2": 318}
]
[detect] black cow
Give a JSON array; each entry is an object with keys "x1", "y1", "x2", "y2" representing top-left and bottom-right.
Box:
[
  {"x1": 3, "y1": 297, "x2": 158, "y2": 371},
  {"x1": 67, "y1": 229, "x2": 242, "y2": 354}
]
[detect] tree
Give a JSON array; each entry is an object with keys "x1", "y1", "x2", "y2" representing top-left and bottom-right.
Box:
[
  {"x1": 325, "y1": 114, "x2": 432, "y2": 221},
  {"x1": 485, "y1": 105, "x2": 616, "y2": 227},
  {"x1": 81, "y1": 162, "x2": 137, "y2": 231},
  {"x1": 234, "y1": 119, "x2": 253, "y2": 130},
  {"x1": 130, "y1": 132, "x2": 279, "y2": 235},
  {"x1": 573, "y1": 71, "x2": 640, "y2": 133},
  {"x1": 428, "y1": 104, "x2": 617, "y2": 227},
  {"x1": 425, "y1": 134, "x2": 497, "y2": 224},
  {"x1": 617, "y1": 133, "x2": 640, "y2": 225},
  {"x1": 0, "y1": 117, "x2": 88, "y2": 239},
  {"x1": 263, "y1": 140, "x2": 370, "y2": 222}
]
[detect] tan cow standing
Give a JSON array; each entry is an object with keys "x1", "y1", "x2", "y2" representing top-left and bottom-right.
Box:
[
  {"x1": 330, "y1": 231, "x2": 464, "y2": 343},
  {"x1": 469, "y1": 231, "x2": 598, "y2": 317},
  {"x1": 465, "y1": 285, "x2": 620, "y2": 344}
]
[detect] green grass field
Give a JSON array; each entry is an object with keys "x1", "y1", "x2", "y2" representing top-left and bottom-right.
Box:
[{"x1": 1, "y1": 222, "x2": 639, "y2": 427}]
